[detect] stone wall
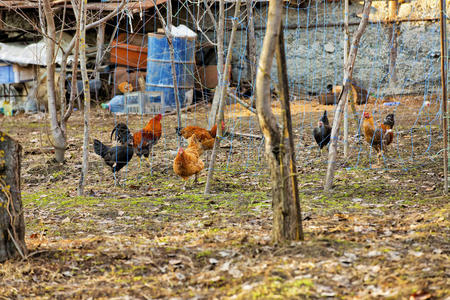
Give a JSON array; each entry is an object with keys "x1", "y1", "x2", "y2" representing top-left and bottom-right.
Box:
[{"x1": 214, "y1": 1, "x2": 444, "y2": 97}]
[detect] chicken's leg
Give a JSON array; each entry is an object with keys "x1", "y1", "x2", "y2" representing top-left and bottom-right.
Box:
[
  {"x1": 375, "y1": 151, "x2": 382, "y2": 167},
  {"x1": 113, "y1": 171, "x2": 118, "y2": 186},
  {"x1": 204, "y1": 151, "x2": 209, "y2": 166},
  {"x1": 193, "y1": 173, "x2": 198, "y2": 184},
  {"x1": 113, "y1": 171, "x2": 122, "y2": 186}
]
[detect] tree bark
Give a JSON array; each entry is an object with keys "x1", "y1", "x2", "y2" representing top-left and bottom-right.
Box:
[
  {"x1": 343, "y1": 0, "x2": 350, "y2": 158},
  {"x1": 246, "y1": 0, "x2": 257, "y2": 108},
  {"x1": 94, "y1": 22, "x2": 105, "y2": 82},
  {"x1": 43, "y1": 0, "x2": 66, "y2": 163},
  {"x1": 439, "y1": 0, "x2": 448, "y2": 193},
  {"x1": 0, "y1": 132, "x2": 26, "y2": 262},
  {"x1": 64, "y1": 3, "x2": 81, "y2": 125},
  {"x1": 275, "y1": 20, "x2": 303, "y2": 241},
  {"x1": 324, "y1": 0, "x2": 373, "y2": 191},
  {"x1": 255, "y1": 0, "x2": 302, "y2": 242},
  {"x1": 207, "y1": 0, "x2": 225, "y2": 128},
  {"x1": 388, "y1": 0, "x2": 399, "y2": 88},
  {"x1": 78, "y1": 0, "x2": 89, "y2": 196}
]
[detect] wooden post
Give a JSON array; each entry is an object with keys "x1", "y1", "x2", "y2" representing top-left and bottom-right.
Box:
[
  {"x1": 204, "y1": 0, "x2": 242, "y2": 195},
  {"x1": 324, "y1": 0, "x2": 373, "y2": 191},
  {"x1": 275, "y1": 20, "x2": 303, "y2": 241},
  {"x1": 0, "y1": 132, "x2": 26, "y2": 262},
  {"x1": 343, "y1": 0, "x2": 350, "y2": 158},
  {"x1": 78, "y1": 0, "x2": 90, "y2": 195},
  {"x1": 95, "y1": 22, "x2": 105, "y2": 81},
  {"x1": 255, "y1": 0, "x2": 302, "y2": 242},
  {"x1": 439, "y1": 0, "x2": 448, "y2": 193},
  {"x1": 246, "y1": 0, "x2": 257, "y2": 107}
]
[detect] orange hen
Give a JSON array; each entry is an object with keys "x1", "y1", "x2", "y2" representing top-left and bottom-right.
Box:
[
  {"x1": 176, "y1": 121, "x2": 225, "y2": 151},
  {"x1": 173, "y1": 134, "x2": 204, "y2": 188}
]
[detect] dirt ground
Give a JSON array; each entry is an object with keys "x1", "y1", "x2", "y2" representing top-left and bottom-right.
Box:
[{"x1": 0, "y1": 95, "x2": 449, "y2": 299}]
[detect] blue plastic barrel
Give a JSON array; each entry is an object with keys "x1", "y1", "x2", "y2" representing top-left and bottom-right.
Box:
[{"x1": 146, "y1": 33, "x2": 196, "y2": 109}]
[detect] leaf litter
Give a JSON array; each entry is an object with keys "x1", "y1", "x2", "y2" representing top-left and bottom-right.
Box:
[{"x1": 0, "y1": 98, "x2": 449, "y2": 299}]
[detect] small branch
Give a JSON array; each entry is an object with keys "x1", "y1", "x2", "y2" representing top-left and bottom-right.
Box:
[
  {"x1": 63, "y1": 0, "x2": 126, "y2": 63},
  {"x1": 150, "y1": 0, "x2": 182, "y2": 148},
  {"x1": 207, "y1": 0, "x2": 225, "y2": 128},
  {"x1": 7, "y1": 228, "x2": 25, "y2": 260},
  {"x1": 62, "y1": 0, "x2": 81, "y2": 123},
  {"x1": 324, "y1": 0, "x2": 373, "y2": 191},
  {"x1": 204, "y1": 0, "x2": 242, "y2": 195},
  {"x1": 203, "y1": 0, "x2": 218, "y2": 28},
  {"x1": 227, "y1": 89, "x2": 256, "y2": 114},
  {"x1": 78, "y1": 0, "x2": 90, "y2": 196},
  {"x1": 182, "y1": 0, "x2": 217, "y2": 46},
  {"x1": 230, "y1": 132, "x2": 263, "y2": 139}
]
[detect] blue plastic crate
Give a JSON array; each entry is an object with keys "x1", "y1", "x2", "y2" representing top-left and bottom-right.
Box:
[{"x1": 0, "y1": 65, "x2": 14, "y2": 84}]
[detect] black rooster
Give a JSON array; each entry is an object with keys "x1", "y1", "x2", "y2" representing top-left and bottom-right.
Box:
[
  {"x1": 312, "y1": 110, "x2": 332, "y2": 156},
  {"x1": 110, "y1": 122, "x2": 155, "y2": 162},
  {"x1": 93, "y1": 139, "x2": 134, "y2": 182}
]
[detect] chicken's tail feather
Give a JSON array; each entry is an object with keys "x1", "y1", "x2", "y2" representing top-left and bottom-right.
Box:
[
  {"x1": 321, "y1": 110, "x2": 330, "y2": 125},
  {"x1": 175, "y1": 127, "x2": 183, "y2": 136},
  {"x1": 93, "y1": 139, "x2": 109, "y2": 158},
  {"x1": 111, "y1": 123, "x2": 133, "y2": 144}
]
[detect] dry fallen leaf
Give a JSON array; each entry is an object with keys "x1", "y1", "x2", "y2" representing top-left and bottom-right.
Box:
[{"x1": 409, "y1": 289, "x2": 432, "y2": 300}]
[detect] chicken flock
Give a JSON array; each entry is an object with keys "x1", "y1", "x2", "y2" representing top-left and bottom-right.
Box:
[
  {"x1": 313, "y1": 109, "x2": 395, "y2": 165},
  {"x1": 94, "y1": 113, "x2": 225, "y2": 187},
  {"x1": 93, "y1": 107, "x2": 395, "y2": 186}
]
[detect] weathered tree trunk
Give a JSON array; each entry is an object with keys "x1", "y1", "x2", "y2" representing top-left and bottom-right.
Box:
[
  {"x1": 439, "y1": 0, "x2": 448, "y2": 193},
  {"x1": 246, "y1": 0, "x2": 257, "y2": 108},
  {"x1": 0, "y1": 132, "x2": 26, "y2": 262},
  {"x1": 275, "y1": 20, "x2": 303, "y2": 241},
  {"x1": 388, "y1": 0, "x2": 399, "y2": 88},
  {"x1": 255, "y1": 0, "x2": 302, "y2": 242},
  {"x1": 324, "y1": 0, "x2": 373, "y2": 191},
  {"x1": 95, "y1": 23, "x2": 105, "y2": 82},
  {"x1": 64, "y1": 8, "x2": 81, "y2": 128},
  {"x1": 78, "y1": 0, "x2": 90, "y2": 196},
  {"x1": 343, "y1": 0, "x2": 350, "y2": 158},
  {"x1": 208, "y1": 0, "x2": 225, "y2": 128},
  {"x1": 43, "y1": 0, "x2": 66, "y2": 163}
]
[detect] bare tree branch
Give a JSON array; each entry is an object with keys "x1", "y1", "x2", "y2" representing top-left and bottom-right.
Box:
[{"x1": 324, "y1": 0, "x2": 373, "y2": 191}]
